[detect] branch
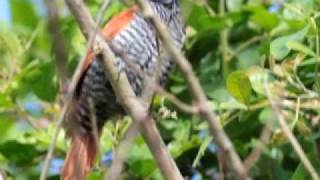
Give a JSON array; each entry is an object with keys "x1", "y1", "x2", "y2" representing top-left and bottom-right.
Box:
[
  {"x1": 106, "y1": 122, "x2": 140, "y2": 180},
  {"x1": 16, "y1": 102, "x2": 42, "y2": 130},
  {"x1": 266, "y1": 86, "x2": 320, "y2": 180},
  {"x1": 0, "y1": 168, "x2": 6, "y2": 180},
  {"x1": 45, "y1": 0, "x2": 68, "y2": 87},
  {"x1": 40, "y1": 1, "x2": 112, "y2": 179},
  {"x1": 64, "y1": 0, "x2": 183, "y2": 179},
  {"x1": 136, "y1": 0, "x2": 248, "y2": 178},
  {"x1": 157, "y1": 87, "x2": 199, "y2": 114}
]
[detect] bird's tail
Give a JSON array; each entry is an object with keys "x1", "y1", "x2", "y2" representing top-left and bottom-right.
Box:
[{"x1": 61, "y1": 133, "x2": 98, "y2": 180}]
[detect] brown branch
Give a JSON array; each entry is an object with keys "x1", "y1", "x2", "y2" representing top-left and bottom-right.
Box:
[
  {"x1": 157, "y1": 87, "x2": 199, "y2": 114},
  {"x1": 45, "y1": 0, "x2": 68, "y2": 87},
  {"x1": 64, "y1": 0, "x2": 183, "y2": 179},
  {"x1": 266, "y1": 87, "x2": 320, "y2": 180},
  {"x1": 0, "y1": 168, "x2": 6, "y2": 180},
  {"x1": 40, "y1": 1, "x2": 113, "y2": 180},
  {"x1": 106, "y1": 122, "x2": 140, "y2": 180},
  {"x1": 136, "y1": 0, "x2": 248, "y2": 178}
]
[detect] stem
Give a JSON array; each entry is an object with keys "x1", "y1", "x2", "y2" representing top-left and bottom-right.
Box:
[{"x1": 219, "y1": 0, "x2": 230, "y2": 78}]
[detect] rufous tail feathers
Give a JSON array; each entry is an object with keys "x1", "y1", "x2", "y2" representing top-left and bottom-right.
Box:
[{"x1": 61, "y1": 134, "x2": 97, "y2": 180}]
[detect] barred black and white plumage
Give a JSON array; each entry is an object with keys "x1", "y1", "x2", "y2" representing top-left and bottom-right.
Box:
[{"x1": 62, "y1": 0, "x2": 185, "y2": 178}]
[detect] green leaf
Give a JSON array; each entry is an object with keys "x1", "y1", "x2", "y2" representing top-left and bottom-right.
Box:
[
  {"x1": 0, "y1": 92, "x2": 14, "y2": 109},
  {"x1": 246, "y1": 6, "x2": 279, "y2": 30},
  {"x1": 0, "y1": 140, "x2": 41, "y2": 166},
  {"x1": 129, "y1": 159, "x2": 156, "y2": 176},
  {"x1": 23, "y1": 61, "x2": 58, "y2": 102},
  {"x1": 0, "y1": 26, "x2": 23, "y2": 58},
  {"x1": 0, "y1": 114, "x2": 15, "y2": 143},
  {"x1": 10, "y1": 0, "x2": 38, "y2": 29},
  {"x1": 226, "y1": 70, "x2": 253, "y2": 105},
  {"x1": 237, "y1": 46, "x2": 260, "y2": 69},
  {"x1": 259, "y1": 108, "x2": 274, "y2": 124},
  {"x1": 192, "y1": 137, "x2": 212, "y2": 167},
  {"x1": 88, "y1": 172, "x2": 102, "y2": 180},
  {"x1": 227, "y1": 0, "x2": 244, "y2": 11},
  {"x1": 270, "y1": 26, "x2": 310, "y2": 60},
  {"x1": 173, "y1": 120, "x2": 191, "y2": 142},
  {"x1": 247, "y1": 66, "x2": 276, "y2": 95},
  {"x1": 287, "y1": 41, "x2": 316, "y2": 57},
  {"x1": 169, "y1": 136, "x2": 201, "y2": 158}
]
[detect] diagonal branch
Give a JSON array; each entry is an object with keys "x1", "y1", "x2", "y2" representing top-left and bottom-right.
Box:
[
  {"x1": 266, "y1": 87, "x2": 320, "y2": 180},
  {"x1": 136, "y1": 0, "x2": 248, "y2": 178},
  {"x1": 157, "y1": 87, "x2": 199, "y2": 114},
  {"x1": 106, "y1": 122, "x2": 140, "y2": 180},
  {"x1": 40, "y1": 1, "x2": 112, "y2": 179},
  {"x1": 64, "y1": 0, "x2": 183, "y2": 179},
  {"x1": 45, "y1": 0, "x2": 68, "y2": 87}
]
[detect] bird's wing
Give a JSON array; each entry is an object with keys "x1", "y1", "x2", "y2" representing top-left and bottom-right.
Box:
[{"x1": 74, "y1": 5, "x2": 139, "y2": 97}]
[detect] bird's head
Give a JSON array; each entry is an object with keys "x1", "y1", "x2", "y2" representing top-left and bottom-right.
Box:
[{"x1": 150, "y1": 0, "x2": 179, "y2": 8}]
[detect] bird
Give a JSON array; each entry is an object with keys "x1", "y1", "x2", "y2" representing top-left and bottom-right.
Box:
[{"x1": 61, "y1": 0, "x2": 185, "y2": 179}]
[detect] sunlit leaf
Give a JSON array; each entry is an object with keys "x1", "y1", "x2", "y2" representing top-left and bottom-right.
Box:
[
  {"x1": 247, "y1": 66, "x2": 276, "y2": 95},
  {"x1": 287, "y1": 41, "x2": 316, "y2": 57},
  {"x1": 226, "y1": 70, "x2": 252, "y2": 105},
  {"x1": 270, "y1": 26, "x2": 309, "y2": 60},
  {"x1": 10, "y1": 0, "x2": 39, "y2": 29}
]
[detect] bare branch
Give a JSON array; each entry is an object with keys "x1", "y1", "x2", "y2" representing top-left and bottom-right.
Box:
[
  {"x1": 0, "y1": 168, "x2": 6, "y2": 180},
  {"x1": 63, "y1": 0, "x2": 183, "y2": 179},
  {"x1": 45, "y1": 0, "x2": 68, "y2": 87},
  {"x1": 40, "y1": 1, "x2": 112, "y2": 180},
  {"x1": 136, "y1": 0, "x2": 248, "y2": 178},
  {"x1": 106, "y1": 122, "x2": 140, "y2": 180},
  {"x1": 157, "y1": 87, "x2": 199, "y2": 114}
]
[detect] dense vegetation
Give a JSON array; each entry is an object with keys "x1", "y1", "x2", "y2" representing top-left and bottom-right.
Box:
[{"x1": 1, "y1": 0, "x2": 320, "y2": 179}]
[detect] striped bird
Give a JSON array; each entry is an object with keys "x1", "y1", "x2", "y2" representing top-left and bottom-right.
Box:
[{"x1": 62, "y1": 0, "x2": 185, "y2": 179}]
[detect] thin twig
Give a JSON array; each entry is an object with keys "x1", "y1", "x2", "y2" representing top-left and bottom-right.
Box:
[
  {"x1": 219, "y1": 0, "x2": 231, "y2": 77},
  {"x1": 0, "y1": 167, "x2": 6, "y2": 180},
  {"x1": 228, "y1": 34, "x2": 267, "y2": 62},
  {"x1": 157, "y1": 87, "x2": 199, "y2": 114},
  {"x1": 40, "y1": 106, "x2": 68, "y2": 180},
  {"x1": 266, "y1": 86, "x2": 320, "y2": 180},
  {"x1": 39, "y1": 1, "x2": 112, "y2": 179},
  {"x1": 136, "y1": 0, "x2": 248, "y2": 178},
  {"x1": 64, "y1": 0, "x2": 183, "y2": 179},
  {"x1": 106, "y1": 122, "x2": 140, "y2": 180},
  {"x1": 45, "y1": 0, "x2": 69, "y2": 87},
  {"x1": 16, "y1": 102, "x2": 42, "y2": 130},
  {"x1": 89, "y1": 98, "x2": 101, "y2": 169}
]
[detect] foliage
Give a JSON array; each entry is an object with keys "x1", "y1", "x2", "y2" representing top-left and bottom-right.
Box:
[{"x1": 0, "y1": 0, "x2": 320, "y2": 179}]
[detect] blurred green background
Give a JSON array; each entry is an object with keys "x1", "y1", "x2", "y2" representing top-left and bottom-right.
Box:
[{"x1": 1, "y1": 0, "x2": 320, "y2": 179}]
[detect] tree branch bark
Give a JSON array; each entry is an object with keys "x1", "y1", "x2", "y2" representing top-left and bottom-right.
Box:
[
  {"x1": 45, "y1": 0, "x2": 68, "y2": 87},
  {"x1": 64, "y1": 0, "x2": 183, "y2": 179},
  {"x1": 136, "y1": 0, "x2": 248, "y2": 178}
]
